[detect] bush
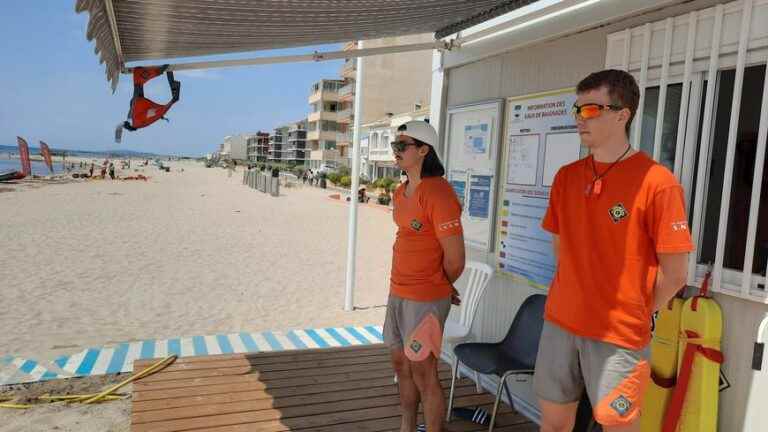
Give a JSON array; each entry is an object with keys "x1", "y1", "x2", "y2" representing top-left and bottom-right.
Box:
[
  {"x1": 337, "y1": 166, "x2": 351, "y2": 177},
  {"x1": 327, "y1": 172, "x2": 342, "y2": 184},
  {"x1": 340, "y1": 176, "x2": 351, "y2": 187},
  {"x1": 292, "y1": 166, "x2": 305, "y2": 177},
  {"x1": 377, "y1": 193, "x2": 391, "y2": 205}
]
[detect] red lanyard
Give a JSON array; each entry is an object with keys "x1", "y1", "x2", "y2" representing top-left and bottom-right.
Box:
[{"x1": 585, "y1": 145, "x2": 631, "y2": 196}]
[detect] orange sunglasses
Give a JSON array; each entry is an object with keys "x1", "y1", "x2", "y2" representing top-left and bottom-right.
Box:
[{"x1": 572, "y1": 103, "x2": 624, "y2": 120}]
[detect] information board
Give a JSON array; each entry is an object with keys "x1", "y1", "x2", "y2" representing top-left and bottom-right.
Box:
[
  {"x1": 497, "y1": 89, "x2": 585, "y2": 288},
  {"x1": 444, "y1": 100, "x2": 504, "y2": 251}
]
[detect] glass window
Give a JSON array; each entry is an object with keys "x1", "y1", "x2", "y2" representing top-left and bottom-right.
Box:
[
  {"x1": 698, "y1": 65, "x2": 767, "y2": 275},
  {"x1": 639, "y1": 83, "x2": 683, "y2": 171}
]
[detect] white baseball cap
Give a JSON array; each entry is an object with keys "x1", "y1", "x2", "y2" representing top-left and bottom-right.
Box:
[{"x1": 396, "y1": 120, "x2": 438, "y2": 147}]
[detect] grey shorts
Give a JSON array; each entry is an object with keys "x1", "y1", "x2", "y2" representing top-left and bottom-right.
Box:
[
  {"x1": 383, "y1": 294, "x2": 451, "y2": 362},
  {"x1": 533, "y1": 321, "x2": 651, "y2": 426}
]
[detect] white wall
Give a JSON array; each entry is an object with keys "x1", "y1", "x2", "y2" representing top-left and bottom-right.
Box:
[
  {"x1": 224, "y1": 135, "x2": 248, "y2": 161},
  {"x1": 442, "y1": 1, "x2": 767, "y2": 430}
]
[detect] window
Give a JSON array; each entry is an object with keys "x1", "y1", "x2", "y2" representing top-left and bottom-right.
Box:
[
  {"x1": 639, "y1": 84, "x2": 683, "y2": 171},
  {"x1": 696, "y1": 65, "x2": 768, "y2": 276},
  {"x1": 321, "y1": 121, "x2": 338, "y2": 132}
]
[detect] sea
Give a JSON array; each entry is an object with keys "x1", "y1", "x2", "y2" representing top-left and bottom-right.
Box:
[{"x1": 0, "y1": 159, "x2": 65, "y2": 176}]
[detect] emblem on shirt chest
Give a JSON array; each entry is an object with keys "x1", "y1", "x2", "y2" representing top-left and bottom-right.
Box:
[
  {"x1": 410, "y1": 219, "x2": 423, "y2": 231},
  {"x1": 609, "y1": 203, "x2": 629, "y2": 223}
]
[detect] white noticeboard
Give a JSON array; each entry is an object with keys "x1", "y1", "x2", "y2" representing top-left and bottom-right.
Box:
[
  {"x1": 497, "y1": 89, "x2": 586, "y2": 288},
  {"x1": 444, "y1": 100, "x2": 504, "y2": 252}
]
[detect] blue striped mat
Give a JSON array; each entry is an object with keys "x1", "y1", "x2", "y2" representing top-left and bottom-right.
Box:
[{"x1": 0, "y1": 325, "x2": 384, "y2": 387}]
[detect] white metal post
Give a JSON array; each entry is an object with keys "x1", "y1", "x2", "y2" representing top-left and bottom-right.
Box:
[
  {"x1": 742, "y1": 54, "x2": 768, "y2": 297},
  {"x1": 632, "y1": 23, "x2": 651, "y2": 149},
  {"x1": 688, "y1": 4, "x2": 724, "y2": 286},
  {"x1": 673, "y1": 11, "x2": 698, "y2": 181},
  {"x1": 345, "y1": 40, "x2": 365, "y2": 312},
  {"x1": 652, "y1": 18, "x2": 674, "y2": 163}
]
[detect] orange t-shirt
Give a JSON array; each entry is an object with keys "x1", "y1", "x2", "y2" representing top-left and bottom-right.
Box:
[
  {"x1": 390, "y1": 176, "x2": 463, "y2": 301},
  {"x1": 542, "y1": 151, "x2": 694, "y2": 350}
]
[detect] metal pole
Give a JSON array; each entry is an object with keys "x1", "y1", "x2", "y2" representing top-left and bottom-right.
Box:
[
  {"x1": 344, "y1": 40, "x2": 365, "y2": 312},
  {"x1": 125, "y1": 41, "x2": 445, "y2": 74}
]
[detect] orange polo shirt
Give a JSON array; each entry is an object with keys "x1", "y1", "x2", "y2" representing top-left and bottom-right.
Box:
[
  {"x1": 542, "y1": 152, "x2": 694, "y2": 350},
  {"x1": 390, "y1": 176, "x2": 463, "y2": 301}
]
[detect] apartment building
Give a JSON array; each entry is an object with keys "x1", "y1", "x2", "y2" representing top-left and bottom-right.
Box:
[
  {"x1": 337, "y1": 34, "x2": 433, "y2": 165},
  {"x1": 246, "y1": 132, "x2": 270, "y2": 163},
  {"x1": 363, "y1": 105, "x2": 430, "y2": 181},
  {"x1": 307, "y1": 79, "x2": 344, "y2": 170},
  {"x1": 285, "y1": 120, "x2": 308, "y2": 166}
]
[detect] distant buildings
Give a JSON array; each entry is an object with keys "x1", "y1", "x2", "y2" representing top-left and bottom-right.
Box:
[
  {"x1": 246, "y1": 132, "x2": 270, "y2": 163},
  {"x1": 215, "y1": 34, "x2": 432, "y2": 170}
]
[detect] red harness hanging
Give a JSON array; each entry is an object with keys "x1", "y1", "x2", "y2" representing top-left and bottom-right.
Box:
[{"x1": 123, "y1": 65, "x2": 181, "y2": 131}]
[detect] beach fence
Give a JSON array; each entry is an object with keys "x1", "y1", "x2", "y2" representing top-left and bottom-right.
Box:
[{"x1": 243, "y1": 169, "x2": 287, "y2": 196}]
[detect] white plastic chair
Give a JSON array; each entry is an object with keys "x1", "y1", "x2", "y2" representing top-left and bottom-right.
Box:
[{"x1": 443, "y1": 261, "x2": 494, "y2": 393}]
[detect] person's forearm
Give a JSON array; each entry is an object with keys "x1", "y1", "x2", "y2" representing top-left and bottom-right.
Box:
[
  {"x1": 443, "y1": 263, "x2": 464, "y2": 284},
  {"x1": 653, "y1": 267, "x2": 687, "y2": 312}
]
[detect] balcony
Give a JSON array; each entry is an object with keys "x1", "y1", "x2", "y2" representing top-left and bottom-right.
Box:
[
  {"x1": 339, "y1": 83, "x2": 355, "y2": 101},
  {"x1": 340, "y1": 60, "x2": 356, "y2": 79},
  {"x1": 310, "y1": 149, "x2": 341, "y2": 162},
  {"x1": 369, "y1": 147, "x2": 396, "y2": 162},
  {"x1": 308, "y1": 111, "x2": 338, "y2": 123},
  {"x1": 307, "y1": 130, "x2": 339, "y2": 142},
  {"x1": 337, "y1": 108, "x2": 353, "y2": 124}
]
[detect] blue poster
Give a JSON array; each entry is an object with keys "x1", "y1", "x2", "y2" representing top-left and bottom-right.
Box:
[
  {"x1": 468, "y1": 175, "x2": 492, "y2": 219},
  {"x1": 449, "y1": 180, "x2": 466, "y2": 208}
]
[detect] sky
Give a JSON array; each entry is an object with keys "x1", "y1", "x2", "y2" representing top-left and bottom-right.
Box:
[{"x1": 0, "y1": 2, "x2": 345, "y2": 156}]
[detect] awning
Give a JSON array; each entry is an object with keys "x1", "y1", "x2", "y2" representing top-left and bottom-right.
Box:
[{"x1": 75, "y1": 0, "x2": 533, "y2": 90}]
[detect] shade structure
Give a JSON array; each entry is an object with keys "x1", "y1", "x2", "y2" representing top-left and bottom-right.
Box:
[{"x1": 75, "y1": 0, "x2": 536, "y2": 89}]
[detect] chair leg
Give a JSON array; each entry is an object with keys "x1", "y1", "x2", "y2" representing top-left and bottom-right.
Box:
[
  {"x1": 474, "y1": 370, "x2": 482, "y2": 393},
  {"x1": 446, "y1": 359, "x2": 459, "y2": 422},
  {"x1": 489, "y1": 378, "x2": 504, "y2": 432}
]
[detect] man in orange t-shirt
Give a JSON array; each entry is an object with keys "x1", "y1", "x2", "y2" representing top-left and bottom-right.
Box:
[
  {"x1": 533, "y1": 70, "x2": 694, "y2": 432},
  {"x1": 384, "y1": 120, "x2": 465, "y2": 432}
]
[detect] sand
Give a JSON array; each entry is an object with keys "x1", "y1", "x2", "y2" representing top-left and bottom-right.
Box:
[{"x1": 0, "y1": 161, "x2": 395, "y2": 431}]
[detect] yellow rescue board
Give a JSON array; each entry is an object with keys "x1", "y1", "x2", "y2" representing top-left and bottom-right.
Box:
[
  {"x1": 641, "y1": 298, "x2": 684, "y2": 432},
  {"x1": 677, "y1": 296, "x2": 723, "y2": 432}
]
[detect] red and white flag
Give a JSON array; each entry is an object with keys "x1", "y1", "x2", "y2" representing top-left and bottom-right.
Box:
[
  {"x1": 39, "y1": 141, "x2": 54, "y2": 173},
  {"x1": 16, "y1": 136, "x2": 31, "y2": 176}
]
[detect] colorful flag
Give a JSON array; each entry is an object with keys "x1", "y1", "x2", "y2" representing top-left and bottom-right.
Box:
[
  {"x1": 16, "y1": 137, "x2": 31, "y2": 176},
  {"x1": 39, "y1": 141, "x2": 53, "y2": 173}
]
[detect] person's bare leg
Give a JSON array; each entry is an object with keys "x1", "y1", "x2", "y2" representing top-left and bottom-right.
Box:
[
  {"x1": 410, "y1": 354, "x2": 444, "y2": 431},
  {"x1": 539, "y1": 399, "x2": 579, "y2": 432},
  {"x1": 392, "y1": 349, "x2": 420, "y2": 432}
]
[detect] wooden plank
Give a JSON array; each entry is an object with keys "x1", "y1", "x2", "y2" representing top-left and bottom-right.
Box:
[
  {"x1": 138, "y1": 354, "x2": 392, "y2": 383},
  {"x1": 132, "y1": 380, "x2": 480, "y2": 424},
  {"x1": 134, "y1": 369, "x2": 454, "y2": 403},
  {"x1": 134, "y1": 372, "x2": 462, "y2": 411},
  {"x1": 131, "y1": 345, "x2": 535, "y2": 432},
  {"x1": 138, "y1": 351, "x2": 390, "y2": 374},
  {"x1": 133, "y1": 344, "x2": 388, "y2": 369},
  {"x1": 134, "y1": 362, "x2": 450, "y2": 393},
  {"x1": 131, "y1": 393, "x2": 503, "y2": 432},
  {"x1": 185, "y1": 405, "x2": 527, "y2": 432}
]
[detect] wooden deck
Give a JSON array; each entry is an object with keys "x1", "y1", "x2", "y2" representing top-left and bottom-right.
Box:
[{"x1": 131, "y1": 344, "x2": 536, "y2": 431}]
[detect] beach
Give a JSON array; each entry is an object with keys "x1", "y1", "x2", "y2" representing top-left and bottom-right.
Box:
[{"x1": 0, "y1": 161, "x2": 394, "y2": 431}]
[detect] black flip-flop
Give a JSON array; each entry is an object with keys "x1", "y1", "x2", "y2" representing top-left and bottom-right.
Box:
[{"x1": 452, "y1": 406, "x2": 490, "y2": 425}]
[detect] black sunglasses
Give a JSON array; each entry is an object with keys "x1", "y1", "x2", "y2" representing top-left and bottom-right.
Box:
[{"x1": 390, "y1": 140, "x2": 420, "y2": 153}]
